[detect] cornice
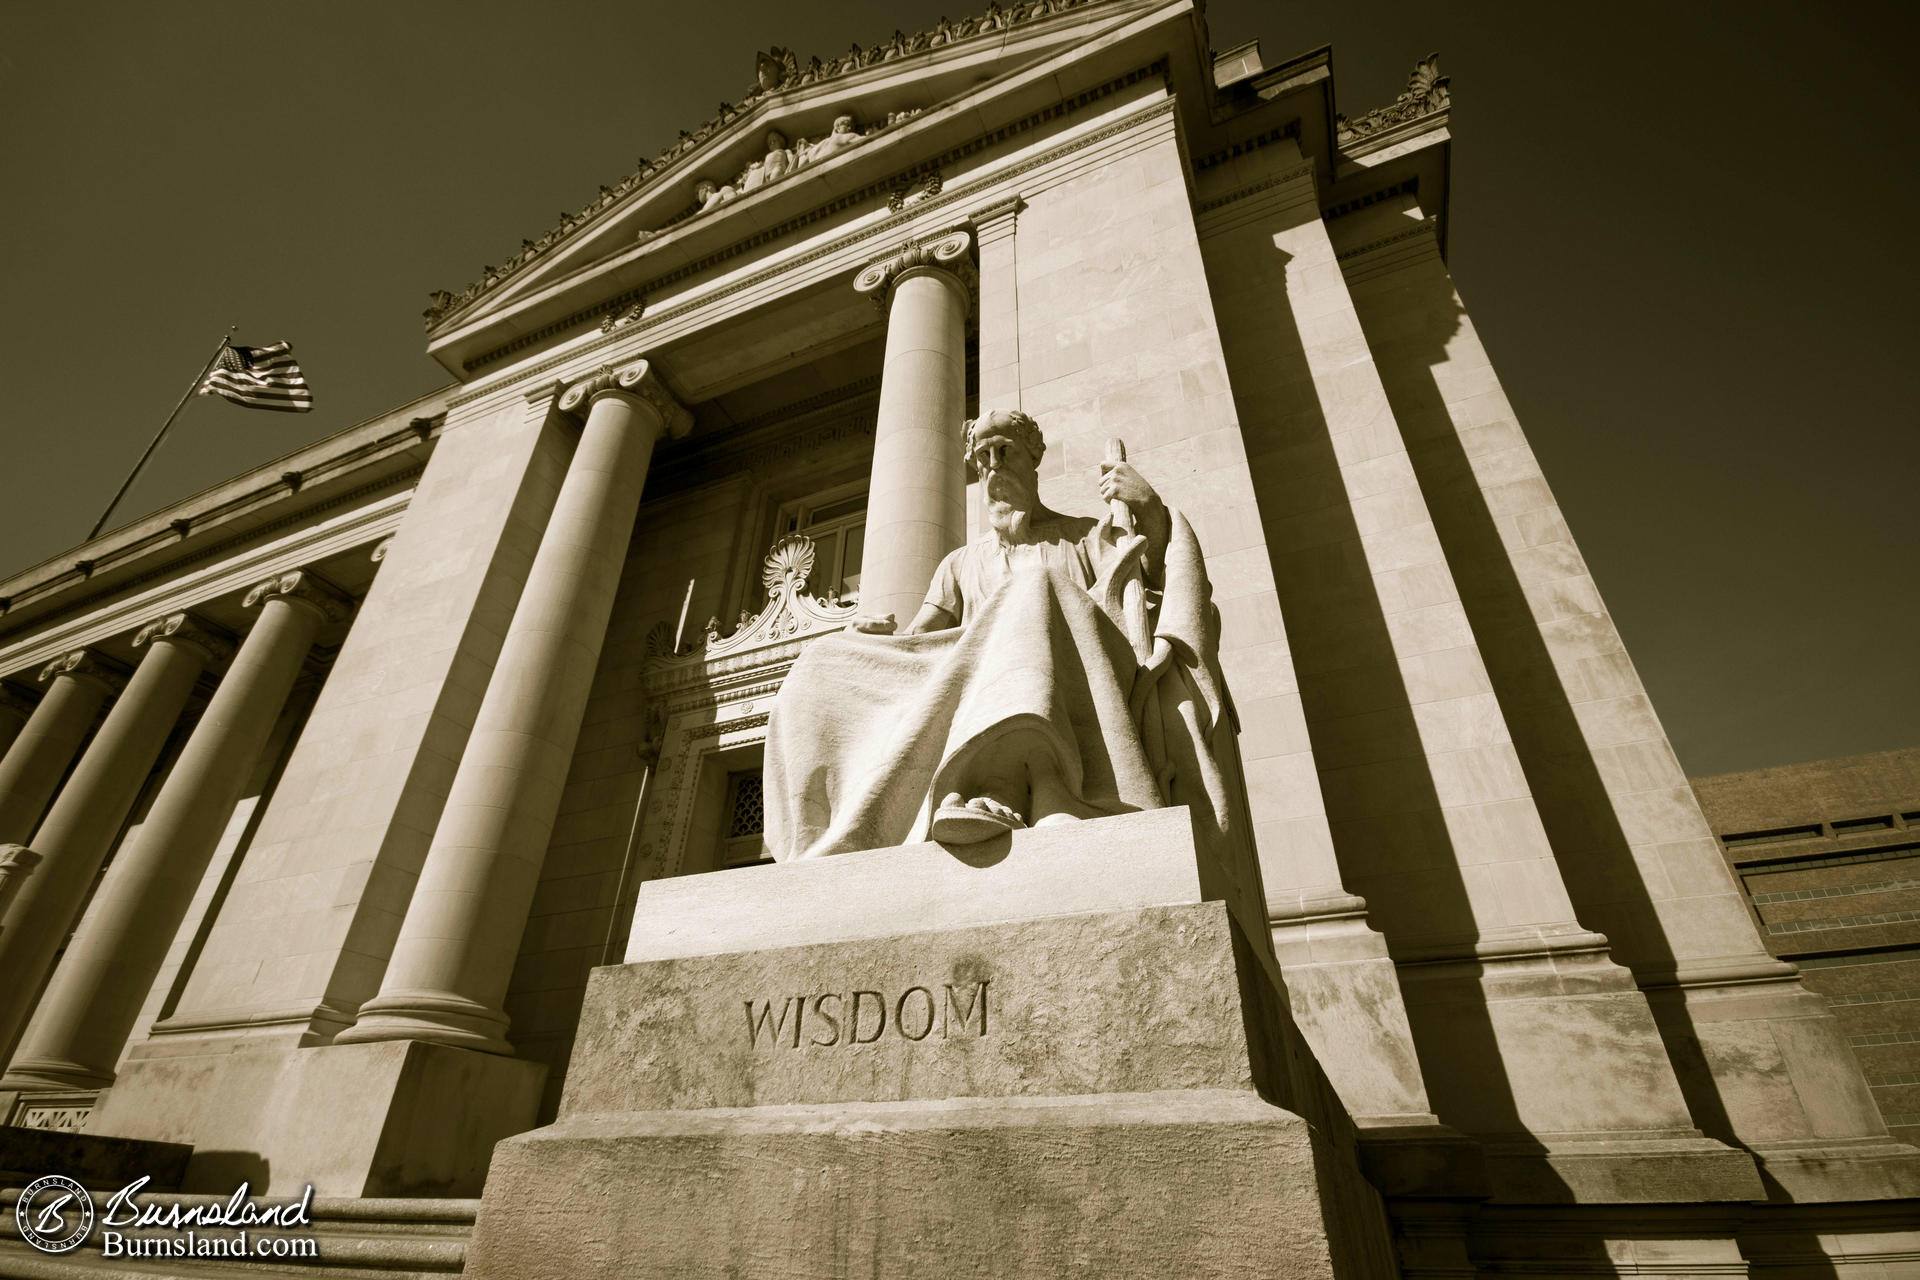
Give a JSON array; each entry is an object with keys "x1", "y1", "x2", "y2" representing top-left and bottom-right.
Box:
[
  {"x1": 1335, "y1": 216, "x2": 1439, "y2": 262},
  {"x1": 422, "y1": 0, "x2": 1123, "y2": 334},
  {"x1": 1336, "y1": 216, "x2": 1443, "y2": 285},
  {"x1": 1195, "y1": 158, "x2": 1317, "y2": 215},
  {"x1": 1323, "y1": 176, "x2": 1419, "y2": 223},
  {"x1": 0, "y1": 492, "x2": 408, "y2": 683},
  {"x1": 0, "y1": 423, "x2": 431, "y2": 621},
  {"x1": 446, "y1": 78, "x2": 1174, "y2": 406},
  {"x1": 1191, "y1": 120, "x2": 1299, "y2": 173}
]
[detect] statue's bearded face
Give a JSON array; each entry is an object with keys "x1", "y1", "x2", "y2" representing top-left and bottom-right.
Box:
[{"x1": 976, "y1": 436, "x2": 1041, "y2": 532}]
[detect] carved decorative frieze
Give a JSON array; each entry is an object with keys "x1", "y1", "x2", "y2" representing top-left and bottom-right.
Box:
[
  {"x1": 599, "y1": 298, "x2": 647, "y2": 334},
  {"x1": 37, "y1": 649, "x2": 129, "y2": 694},
  {"x1": 243, "y1": 570, "x2": 356, "y2": 623},
  {"x1": 1336, "y1": 54, "x2": 1449, "y2": 147},
  {"x1": 853, "y1": 227, "x2": 977, "y2": 307},
  {"x1": 557, "y1": 359, "x2": 695, "y2": 439},
  {"x1": 691, "y1": 112, "x2": 922, "y2": 220},
  {"x1": 10, "y1": 1092, "x2": 98, "y2": 1133},
  {"x1": 888, "y1": 166, "x2": 944, "y2": 212},
  {"x1": 132, "y1": 611, "x2": 237, "y2": 666},
  {"x1": 422, "y1": 0, "x2": 1109, "y2": 331}
]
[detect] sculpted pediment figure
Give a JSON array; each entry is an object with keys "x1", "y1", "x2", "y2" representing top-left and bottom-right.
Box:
[{"x1": 764, "y1": 410, "x2": 1246, "y2": 864}]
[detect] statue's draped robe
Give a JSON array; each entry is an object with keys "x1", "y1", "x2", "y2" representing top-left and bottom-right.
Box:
[{"x1": 764, "y1": 508, "x2": 1241, "y2": 862}]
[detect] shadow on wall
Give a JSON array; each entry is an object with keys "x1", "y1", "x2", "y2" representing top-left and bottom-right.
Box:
[
  {"x1": 1369, "y1": 274, "x2": 1750, "y2": 1152},
  {"x1": 1228, "y1": 243, "x2": 1556, "y2": 1193}
]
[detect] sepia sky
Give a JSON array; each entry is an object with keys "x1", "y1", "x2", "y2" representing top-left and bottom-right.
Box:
[{"x1": 1, "y1": 0, "x2": 1914, "y2": 778}]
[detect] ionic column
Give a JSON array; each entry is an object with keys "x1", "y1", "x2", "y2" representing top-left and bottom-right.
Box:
[
  {"x1": 339, "y1": 359, "x2": 690, "y2": 1053},
  {"x1": 0, "y1": 620, "x2": 224, "y2": 1058},
  {"x1": 0, "y1": 651, "x2": 126, "y2": 844},
  {"x1": 0, "y1": 685, "x2": 37, "y2": 759},
  {"x1": 852, "y1": 228, "x2": 974, "y2": 624},
  {"x1": 3, "y1": 577, "x2": 349, "y2": 1091}
]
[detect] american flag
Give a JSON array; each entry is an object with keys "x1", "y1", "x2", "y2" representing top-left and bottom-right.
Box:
[{"x1": 197, "y1": 341, "x2": 314, "y2": 413}]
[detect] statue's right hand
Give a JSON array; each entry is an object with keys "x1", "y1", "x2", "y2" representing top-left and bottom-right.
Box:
[{"x1": 848, "y1": 613, "x2": 898, "y2": 635}]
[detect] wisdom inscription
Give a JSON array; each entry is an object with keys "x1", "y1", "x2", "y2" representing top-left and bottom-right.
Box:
[{"x1": 745, "y1": 981, "x2": 989, "y2": 1049}]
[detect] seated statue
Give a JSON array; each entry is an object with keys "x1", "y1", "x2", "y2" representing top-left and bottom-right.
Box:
[{"x1": 763, "y1": 409, "x2": 1245, "y2": 864}]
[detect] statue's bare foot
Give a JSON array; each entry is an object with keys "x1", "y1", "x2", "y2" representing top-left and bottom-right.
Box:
[{"x1": 931, "y1": 792, "x2": 1026, "y2": 844}]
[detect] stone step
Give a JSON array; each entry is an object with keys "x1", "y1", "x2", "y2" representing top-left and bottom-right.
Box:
[
  {"x1": 0, "y1": 1190, "x2": 474, "y2": 1277},
  {"x1": 0, "y1": 1239, "x2": 447, "y2": 1279}
]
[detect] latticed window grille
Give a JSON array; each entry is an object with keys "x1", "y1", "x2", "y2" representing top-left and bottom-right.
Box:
[{"x1": 726, "y1": 772, "x2": 765, "y2": 838}]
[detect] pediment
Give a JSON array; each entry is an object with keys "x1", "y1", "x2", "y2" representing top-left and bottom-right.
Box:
[{"x1": 423, "y1": 0, "x2": 1196, "y2": 373}]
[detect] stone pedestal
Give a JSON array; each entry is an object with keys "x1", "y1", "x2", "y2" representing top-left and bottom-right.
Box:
[{"x1": 466, "y1": 810, "x2": 1398, "y2": 1280}]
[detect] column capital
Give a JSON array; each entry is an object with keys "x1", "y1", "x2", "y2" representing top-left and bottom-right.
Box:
[
  {"x1": 557, "y1": 359, "x2": 693, "y2": 439},
  {"x1": 243, "y1": 570, "x2": 355, "y2": 624},
  {"x1": 969, "y1": 195, "x2": 1025, "y2": 245},
  {"x1": 37, "y1": 649, "x2": 129, "y2": 695},
  {"x1": 854, "y1": 227, "x2": 977, "y2": 311},
  {"x1": 370, "y1": 535, "x2": 396, "y2": 565},
  {"x1": 0, "y1": 683, "x2": 38, "y2": 719},
  {"x1": 133, "y1": 612, "x2": 236, "y2": 666}
]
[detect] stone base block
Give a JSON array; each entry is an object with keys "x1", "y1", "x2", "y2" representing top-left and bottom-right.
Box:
[
  {"x1": 1354, "y1": 1119, "x2": 1489, "y2": 1200},
  {"x1": 1749, "y1": 1137, "x2": 1920, "y2": 1203},
  {"x1": 85, "y1": 1038, "x2": 545, "y2": 1197},
  {"x1": 467, "y1": 1089, "x2": 1397, "y2": 1280},
  {"x1": 1480, "y1": 1133, "x2": 1765, "y2": 1205},
  {"x1": 0, "y1": 1121, "x2": 190, "y2": 1192}
]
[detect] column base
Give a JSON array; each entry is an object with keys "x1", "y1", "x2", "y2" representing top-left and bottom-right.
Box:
[
  {"x1": 333, "y1": 989, "x2": 513, "y2": 1055},
  {"x1": 85, "y1": 1037, "x2": 544, "y2": 1196},
  {"x1": 1395, "y1": 927, "x2": 1766, "y2": 1204},
  {"x1": 0, "y1": 1056, "x2": 115, "y2": 1094},
  {"x1": 1642, "y1": 966, "x2": 1920, "y2": 1202},
  {"x1": 1270, "y1": 888, "x2": 1476, "y2": 1198}
]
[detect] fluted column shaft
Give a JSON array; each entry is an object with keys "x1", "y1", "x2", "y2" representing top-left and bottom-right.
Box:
[
  {"x1": 0, "y1": 653, "x2": 124, "y2": 844},
  {"x1": 853, "y1": 229, "x2": 973, "y2": 623},
  {"x1": 339, "y1": 359, "x2": 688, "y2": 1054},
  {"x1": 0, "y1": 626, "x2": 219, "y2": 1059},
  {"x1": 3, "y1": 581, "x2": 344, "y2": 1092}
]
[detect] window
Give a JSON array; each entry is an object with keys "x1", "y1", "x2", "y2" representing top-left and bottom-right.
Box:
[
  {"x1": 778, "y1": 486, "x2": 866, "y2": 601},
  {"x1": 720, "y1": 770, "x2": 767, "y2": 868}
]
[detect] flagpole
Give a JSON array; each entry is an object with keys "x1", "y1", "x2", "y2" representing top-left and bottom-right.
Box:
[{"x1": 86, "y1": 325, "x2": 238, "y2": 543}]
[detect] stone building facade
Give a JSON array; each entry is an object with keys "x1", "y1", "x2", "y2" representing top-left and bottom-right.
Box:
[{"x1": 0, "y1": 1, "x2": 1914, "y2": 1274}]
